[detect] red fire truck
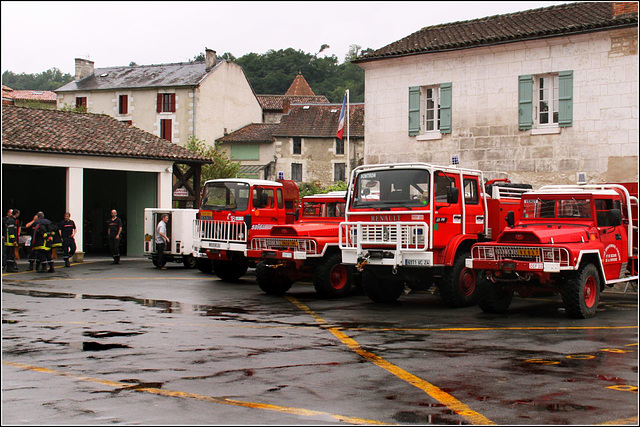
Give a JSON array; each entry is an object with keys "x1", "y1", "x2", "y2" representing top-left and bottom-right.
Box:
[
  {"x1": 247, "y1": 191, "x2": 354, "y2": 297},
  {"x1": 468, "y1": 183, "x2": 639, "y2": 318},
  {"x1": 339, "y1": 162, "x2": 531, "y2": 306},
  {"x1": 193, "y1": 178, "x2": 299, "y2": 281}
]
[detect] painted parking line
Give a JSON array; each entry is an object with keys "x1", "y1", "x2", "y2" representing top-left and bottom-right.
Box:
[
  {"x1": 285, "y1": 296, "x2": 495, "y2": 425},
  {"x1": 2, "y1": 361, "x2": 389, "y2": 425},
  {"x1": 598, "y1": 415, "x2": 638, "y2": 425},
  {"x1": 346, "y1": 325, "x2": 638, "y2": 332}
]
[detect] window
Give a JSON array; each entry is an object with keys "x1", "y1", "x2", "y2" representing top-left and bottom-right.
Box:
[
  {"x1": 276, "y1": 189, "x2": 284, "y2": 209},
  {"x1": 118, "y1": 95, "x2": 128, "y2": 115},
  {"x1": 408, "y1": 83, "x2": 452, "y2": 137},
  {"x1": 231, "y1": 144, "x2": 260, "y2": 161},
  {"x1": 463, "y1": 178, "x2": 479, "y2": 205},
  {"x1": 75, "y1": 97, "x2": 87, "y2": 109},
  {"x1": 160, "y1": 119, "x2": 172, "y2": 142},
  {"x1": 253, "y1": 187, "x2": 275, "y2": 209},
  {"x1": 157, "y1": 93, "x2": 176, "y2": 113},
  {"x1": 121, "y1": 120, "x2": 132, "y2": 126},
  {"x1": 293, "y1": 137, "x2": 302, "y2": 155},
  {"x1": 536, "y1": 75, "x2": 559, "y2": 126},
  {"x1": 334, "y1": 163, "x2": 346, "y2": 182},
  {"x1": 353, "y1": 169, "x2": 430, "y2": 208},
  {"x1": 519, "y1": 71, "x2": 573, "y2": 130},
  {"x1": 335, "y1": 138, "x2": 344, "y2": 155},
  {"x1": 595, "y1": 199, "x2": 621, "y2": 227},
  {"x1": 291, "y1": 163, "x2": 302, "y2": 182},
  {"x1": 201, "y1": 181, "x2": 249, "y2": 211}
]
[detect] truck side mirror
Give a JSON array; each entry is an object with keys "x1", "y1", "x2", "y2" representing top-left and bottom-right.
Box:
[
  {"x1": 608, "y1": 209, "x2": 622, "y2": 227},
  {"x1": 505, "y1": 211, "x2": 515, "y2": 228},
  {"x1": 244, "y1": 214, "x2": 252, "y2": 230},
  {"x1": 446, "y1": 186, "x2": 459, "y2": 204}
]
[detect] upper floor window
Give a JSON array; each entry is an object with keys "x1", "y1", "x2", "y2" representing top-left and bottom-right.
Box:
[
  {"x1": 536, "y1": 74, "x2": 559, "y2": 126},
  {"x1": 335, "y1": 138, "x2": 344, "y2": 155},
  {"x1": 293, "y1": 137, "x2": 302, "y2": 155},
  {"x1": 157, "y1": 93, "x2": 176, "y2": 113},
  {"x1": 118, "y1": 95, "x2": 128, "y2": 115},
  {"x1": 423, "y1": 86, "x2": 440, "y2": 132},
  {"x1": 519, "y1": 71, "x2": 573, "y2": 131},
  {"x1": 408, "y1": 83, "x2": 452, "y2": 138},
  {"x1": 75, "y1": 97, "x2": 87, "y2": 109}
]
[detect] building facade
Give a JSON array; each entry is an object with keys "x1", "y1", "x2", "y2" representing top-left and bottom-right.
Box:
[{"x1": 355, "y1": 2, "x2": 638, "y2": 187}]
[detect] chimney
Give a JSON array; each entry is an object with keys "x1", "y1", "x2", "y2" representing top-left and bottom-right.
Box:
[
  {"x1": 282, "y1": 99, "x2": 290, "y2": 114},
  {"x1": 205, "y1": 48, "x2": 217, "y2": 71},
  {"x1": 74, "y1": 58, "x2": 94, "y2": 81},
  {"x1": 612, "y1": 2, "x2": 638, "y2": 16}
]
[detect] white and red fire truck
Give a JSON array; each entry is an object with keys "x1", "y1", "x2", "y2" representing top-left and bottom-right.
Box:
[
  {"x1": 467, "y1": 183, "x2": 638, "y2": 318},
  {"x1": 192, "y1": 178, "x2": 299, "y2": 281},
  {"x1": 246, "y1": 191, "x2": 354, "y2": 297},
  {"x1": 339, "y1": 162, "x2": 531, "y2": 306}
]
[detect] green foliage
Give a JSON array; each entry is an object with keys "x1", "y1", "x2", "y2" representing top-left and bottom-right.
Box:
[
  {"x1": 184, "y1": 135, "x2": 241, "y2": 185},
  {"x1": 59, "y1": 104, "x2": 88, "y2": 113},
  {"x1": 298, "y1": 180, "x2": 348, "y2": 197},
  {"x1": 2, "y1": 68, "x2": 72, "y2": 91}
]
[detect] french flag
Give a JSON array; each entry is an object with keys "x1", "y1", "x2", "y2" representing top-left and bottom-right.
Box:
[{"x1": 336, "y1": 94, "x2": 346, "y2": 140}]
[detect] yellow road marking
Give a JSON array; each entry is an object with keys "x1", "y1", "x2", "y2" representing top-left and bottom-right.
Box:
[
  {"x1": 285, "y1": 296, "x2": 495, "y2": 425},
  {"x1": 2, "y1": 361, "x2": 388, "y2": 425},
  {"x1": 599, "y1": 416, "x2": 639, "y2": 425},
  {"x1": 347, "y1": 325, "x2": 638, "y2": 332}
]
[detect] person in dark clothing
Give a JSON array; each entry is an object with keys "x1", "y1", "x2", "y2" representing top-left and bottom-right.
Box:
[
  {"x1": 155, "y1": 214, "x2": 170, "y2": 270},
  {"x1": 3, "y1": 208, "x2": 13, "y2": 270},
  {"x1": 4, "y1": 209, "x2": 19, "y2": 272},
  {"x1": 24, "y1": 213, "x2": 40, "y2": 271},
  {"x1": 32, "y1": 211, "x2": 55, "y2": 273},
  {"x1": 59, "y1": 212, "x2": 77, "y2": 267},
  {"x1": 107, "y1": 209, "x2": 123, "y2": 264}
]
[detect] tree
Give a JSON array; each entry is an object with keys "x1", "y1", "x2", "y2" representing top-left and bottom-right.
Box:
[
  {"x1": 2, "y1": 68, "x2": 73, "y2": 91},
  {"x1": 184, "y1": 135, "x2": 240, "y2": 185}
]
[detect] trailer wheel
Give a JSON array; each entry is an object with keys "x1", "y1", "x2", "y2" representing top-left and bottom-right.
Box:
[
  {"x1": 256, "y1": 262, "x2": 293, "y2": 295},
  {"x1": 476, "y1": 274, "x2": 513, "y2": 313},
  {"x1": 561, "y1": 263, "x2": 600, "y2": 319},
  {"x1": 314, "y1": 254, "x2": 352, "y2": 298},
  {"x1": 438, "y1": 251, "x2": 477, "y2": 308},
  {"x1": 182, "y1": 255, "x2": 197, "y2": 269},
  {"x1": 362, "y1": 268, "x2": 403, "y2": 303},
  {"x1": 213, "y1": 259, "x2": 249, "y2": 282},
  {"x1": 196, "y1": 259, "x2": 214, "y2": 274}
]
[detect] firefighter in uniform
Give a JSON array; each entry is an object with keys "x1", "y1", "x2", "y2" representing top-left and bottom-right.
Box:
[
  {"x1": 107, "y1": 209, "x2": 123, "y2": 264},
  {"x1": 4, "y1": 209, "x2": 19, "y2": 272},
  {"x1": 59, "y1": 212, "x2": 77, "y2": 267},
  {"x1": 32, "y1": 212, "x2": 55, "y2": 273},
  {"x1": 24, "y1": 214, "x2": 40, "y2": 271}
]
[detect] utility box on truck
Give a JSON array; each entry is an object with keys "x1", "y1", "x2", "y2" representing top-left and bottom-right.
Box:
[{"x1": 144, "y1": 208, "x2": 198, "y2": 268}]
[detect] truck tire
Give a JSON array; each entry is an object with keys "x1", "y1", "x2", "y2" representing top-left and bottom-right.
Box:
[
  {"x1": 182, "y1": 255, "x2": 197, "y2": 269},
  {"x1": 256, "y1": 261, "x2": 293, "y2": 295},
  {"x1": 561, "y1": 263, "x2": 600, "y2": 319},
  {"x1": 196, "y1": 259, "x2": 214, "y2": 274},
  {"x1": 213, "y1": 260, "x2": 249, "y2": 282},
  {"x1": 476, "y1": 274, "x2": 513, "y2": 313},
  {"x1": 437, "y1": 251, "x2": 477, "y2": 308},
  {"x1": 362, "y1": 268, "x2": 403, "y2": 303},
  {"x1": 313, "y1": 254, "x2": 352, "y2": 298}
]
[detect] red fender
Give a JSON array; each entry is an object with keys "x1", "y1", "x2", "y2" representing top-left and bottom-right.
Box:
[{"x1": 442, "y1": 235, "x2": 477, "y2": 267}]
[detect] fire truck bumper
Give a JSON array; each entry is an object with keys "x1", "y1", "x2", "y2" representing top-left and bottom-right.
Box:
[
  {"x1": 466, "y1": 258, "x2": 562, "y2": 273},
  {"x1": 342, "y1": 249, "x2": 433, "y2": 267},
  {"x1": 246, "y1": 249, "x2": 308, "y2": 261}
]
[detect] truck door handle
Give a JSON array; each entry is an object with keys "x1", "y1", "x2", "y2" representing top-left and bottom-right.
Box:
[{"x1": 615, "y1": 234, "x2": 622, "y2": 240}]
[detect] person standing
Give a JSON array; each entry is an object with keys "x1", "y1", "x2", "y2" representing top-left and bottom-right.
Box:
[
  {"x1": 31, "y1": 211, "x2": 55, "y2": 273},
  {"x1": 24, "y1": 214, "x2": 40, "y2": 271},
  {"x1": 59, "y1": 212, "x2": 77, "y2": 268},
  {"x1": 3, "y1": 209, "x2": 19, "y2": 272},
  {"x1": 2, "y1": 208, "x2": 13, "y2": 270},
  {"x1": 155, "y1": 214, "x2": 170, "y2": 270},
  {"x1": 107, "y1": 209, "x2": 123, "y2": 264}
]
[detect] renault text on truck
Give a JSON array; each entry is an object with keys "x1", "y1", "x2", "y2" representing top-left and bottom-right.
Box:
[
  {"x1": 193, "y1": 178, "x2": 299, "y2": 281},
  {"x1": 468, "y1": 184, "x2": 639, "y2": 318},
  {"x1": 247, "y1": 191, "x2": 354, "y2": 297},
  {"x1": 339, "y1": 162, "x2": 531, "y2": 306}
]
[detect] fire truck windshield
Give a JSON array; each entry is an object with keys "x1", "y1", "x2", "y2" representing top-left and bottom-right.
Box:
[
  {"x1": 522, "y1": 197, "x2": 592, "y2": 219},
  {"x1": 201, "y1": 182, "x2": 250, "y2": 211},
  {"x1": 352, "y1": 169, "x2": 430, "y2": 208}
]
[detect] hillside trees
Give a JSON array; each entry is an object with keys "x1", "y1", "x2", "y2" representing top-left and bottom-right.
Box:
[{"x1": 2, "y1": 68, "x2": 72, "y2": 90}]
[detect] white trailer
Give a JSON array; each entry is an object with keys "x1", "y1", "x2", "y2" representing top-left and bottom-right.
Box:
[{"x1": 144, "y1": 208, "x2": 198, "y2": 268}]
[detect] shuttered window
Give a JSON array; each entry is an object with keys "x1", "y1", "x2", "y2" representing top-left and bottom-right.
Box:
[
  {"x1": 231, "y1": 144, "x2": 260, "y2": 161},
  {"x1": 119, "y1": 95, "x2": 128, "y2": 115},
  {"x1": 160, "y1": 119, "x2": 172, "y2": 142},
  {"x1": 519, "y1": 71, "x2": 572, "y2": 130},
  {"x1": 157, "y1": 93, "x2": 176, "y2": 113},
  {"x1": 408, "y1": 83, "x2": 451, "y2": 136},
  {"x1": 558, "y1": 70, "x2": 573, "y2": 127},
  {"x1": 408, "y1": 86, "x2": 421, "y2": 136},
  {"x1": 518, "y1": 75, "x2": 534, "y2": 130},
  {"x1": 75, "y1": 97, "x2": 87, "y2": 109}
]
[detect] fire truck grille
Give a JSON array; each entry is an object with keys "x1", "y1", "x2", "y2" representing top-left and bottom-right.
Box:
[
  {"x1": 194, "y1": 219, "x2": 247, "y2": 243},
  {"x1": 472, "y1": 245, "x2": 570, "y2": 266},
  {"x1": 339, "y1": 222, "x2": 427, "y2": 250},
  {"x1": 251, "y1": 238, "x2": 318, "y2": 255}
]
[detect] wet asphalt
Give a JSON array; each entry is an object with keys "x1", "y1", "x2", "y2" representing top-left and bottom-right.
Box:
[{"x1": 2, "y1": 257, "x2": 638, "y2": 425}]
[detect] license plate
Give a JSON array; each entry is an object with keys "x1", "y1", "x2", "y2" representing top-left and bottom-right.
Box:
[
  {"x1": 500, "y1": 261, "x2": 516, "y2": 271},
  {"x1": 208, "y1": 242, "x2": 222, "y2": 249},
  {"x1": 529, "y1": 263, "x2": 543, "y2": 270},
  {"x1": 282, "y1": 252, "x2": 292, "y2": 258},
  {"x1": 405, "y1": 259, "x2": 430, "y2": 266}
]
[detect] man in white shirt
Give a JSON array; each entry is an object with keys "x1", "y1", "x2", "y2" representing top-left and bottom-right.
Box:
[{"x1": 155, "y1": 214, "x2": 170, "y2": 270}]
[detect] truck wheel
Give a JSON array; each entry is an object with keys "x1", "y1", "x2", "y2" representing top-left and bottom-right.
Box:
[
  {"x1": 314, "y1": 254, "x2": 352, "y2": 298},
  {"x1": 196, "y1": 259, "x2": 214, "y2": 274},
  {"x1": 476, "y1": 274, "x2": 513, "y2": 313},
  {"x1": 438, "y1": 251, "x2": 477, "y2": 308},
  {"x1": 183, "y1": 255, "x2": 197, "y2": 269},
  {"x1": 213, "y1": 260, "x2": 249, "y2": 282},
  {"x1": 562, "y1": 263, "x2": 600, "y2": 319},
  {"x1": 256, "y1": 262, "x2": 293, "y2": 295},
  {"x1": 362, "y1": 268, "x2": 403, "y2": 303}
]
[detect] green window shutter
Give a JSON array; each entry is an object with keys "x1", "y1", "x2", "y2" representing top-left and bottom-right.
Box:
[
  {"x1": 439, "y1": 82, "x2": 452, "y2": 134},
  {"x1": 518, "y1": 75, "x2": 534, "y2": 130},
  {"x1": 408, "y1": 86, "x2": 421, "y2": 136},
  {"x1": 231, "y1": 144, "x2": 260, "y2": 161},
  {"x1": 558, "y1": 70, "x2": 573, "y2": 127}
]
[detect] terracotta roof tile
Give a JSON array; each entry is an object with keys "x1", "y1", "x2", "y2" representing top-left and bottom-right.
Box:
[
  {"x1": 273, "y1": 103, "x2": 364, "y2": 138},
  {"x1": 216, "y1": 123, "x2": 279, "y2": 143},
  {"x1": 284, "y1": 73, "x2": 316, "y2": 96},
  {"x1": 257, "y1": 94, "x2": 329, "y2": 111},
  {"x1": 10, "y1": 90, "x2": 57, "y2": 102},
  {"x1": 2, "y1": 106, "x2": 210, "y2": 163},
  {"x1": 356, "y1": 2, "x2": 638, "y2": 63}
]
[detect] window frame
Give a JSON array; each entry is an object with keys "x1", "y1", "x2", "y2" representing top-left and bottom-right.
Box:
[
  {"x1": 334, "y1": 162, "x2": 346, "y2": 183},
  {"x1": 422, "y1": 85, "x2": 441, "y2": 133},
  {"x1": 118, "y1": 94, "x2": 128, "y2": 115},
  {"x1": 534, "y1": 73, "x2": 559, "y2": 128},
  {"x1": 291, "y1": 163, "x2": 302, "y2": 182},
  {"x1": 292, "y1": 137, "x2": 302, "y2": 155},
  {"x1": 335, "y1": 138, "x2": 344, "y2": 155},
  {"x1": 160, "y1": 118, "x2": 172, "y2": 142}
]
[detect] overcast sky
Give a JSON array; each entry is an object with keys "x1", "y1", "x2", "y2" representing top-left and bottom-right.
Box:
[{"x1": 2, "y1": 1, "x2": 571, "y2": 75}]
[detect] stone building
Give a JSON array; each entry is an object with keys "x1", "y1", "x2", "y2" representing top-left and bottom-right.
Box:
[
  {"x1": 2, "y1": 86, "x2": 57, "y2": 109},
  {"x1": 354, "y1": 2, "x2": 638, "y2": 187},
  {"x1": 55, "y1": 48, "x2": 262, "y2": 148},
  {"x1": 256, "y1": 73, "x2": 329, "y2": 123}
]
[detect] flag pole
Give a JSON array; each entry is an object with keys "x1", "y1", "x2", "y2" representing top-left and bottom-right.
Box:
[{"x1": 346, "y1": 89, "x2": 350, "y2": 180}]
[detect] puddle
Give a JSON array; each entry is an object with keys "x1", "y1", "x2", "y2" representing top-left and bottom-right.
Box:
[
  {"x1": 393, "y1": 411, "x2": 466, "y2": 425},
  {"x1": 511, "y1": 400, "x2": 595, "y2": 412},
  {"x1": 82, "y1": 331, "x2": 144, "y2": 339}
]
